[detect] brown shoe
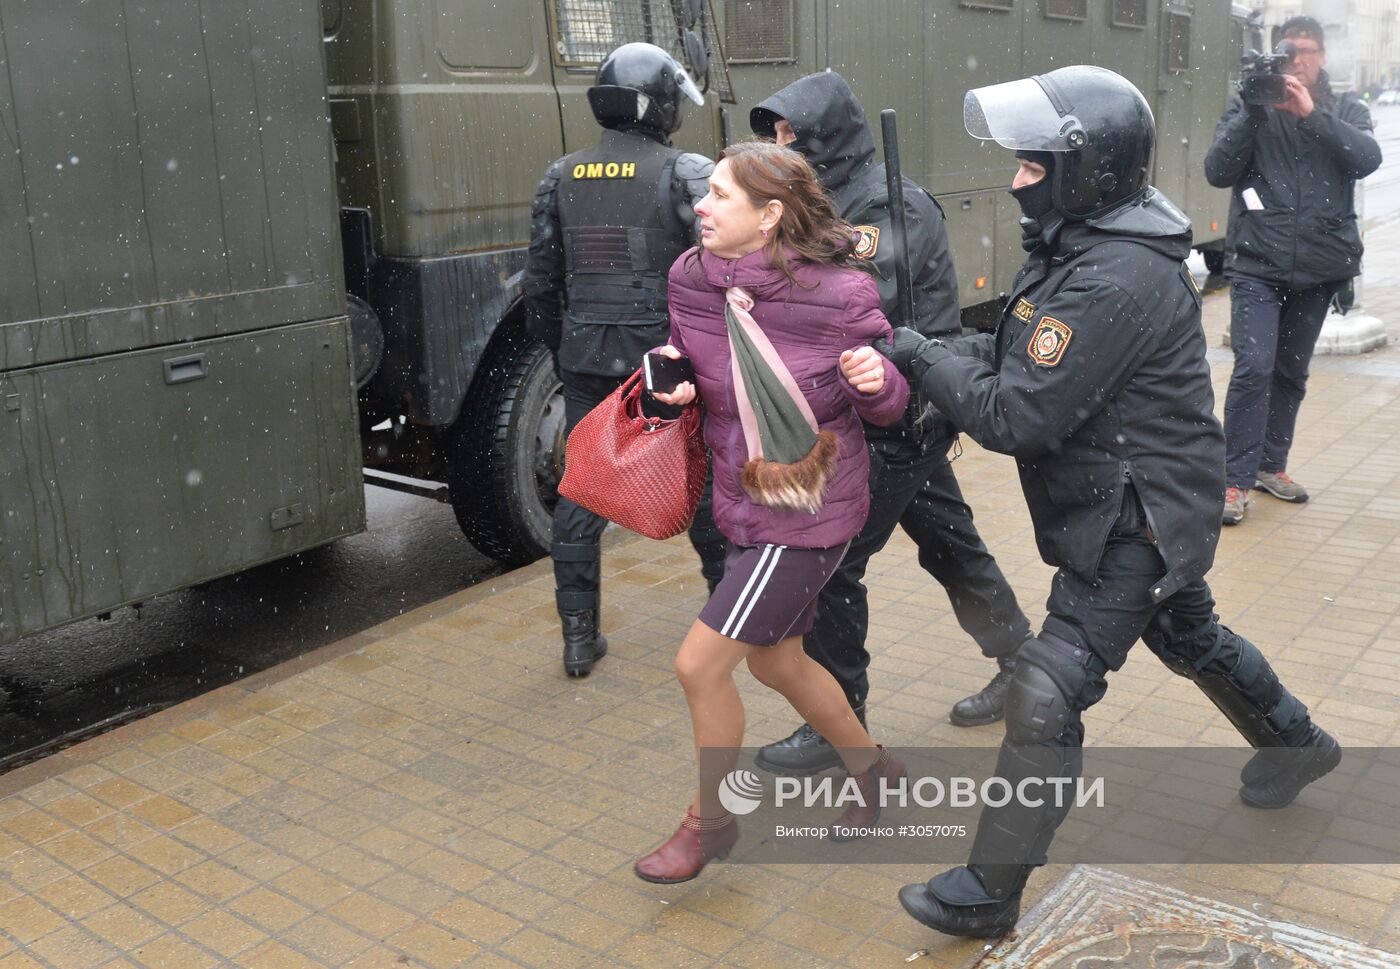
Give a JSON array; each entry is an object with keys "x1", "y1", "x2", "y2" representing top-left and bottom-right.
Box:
[
  {"x1": 1223, "y1": 487, "x2": 1249, "y2": 526},
  {"x1": 1255, "y1": 471, "x2": 1309, "y2": 503},
  {"x1": 829, "y1": 746, "x2": 907, "y2": 840},
  {"x1": 634, "y1": 811, "x2": 738, "y2": 884}
]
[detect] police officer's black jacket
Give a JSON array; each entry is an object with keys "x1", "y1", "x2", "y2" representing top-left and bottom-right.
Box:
[
  {"x1": 1204, "y1": 75, "x2": 1381, "y2": 289},
  {"x1": 523, "y1": 127, "x2": 712, "y2": 378},
  {"x1": 755, "y1": 72, "x2": 958, "y2": 442},
  {"x1": 914, "y1": 192, "x2": 1224, "y2": 604}
]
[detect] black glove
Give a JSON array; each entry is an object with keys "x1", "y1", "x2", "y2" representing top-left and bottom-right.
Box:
[
  {"x1": 876, "y1": 326, "x2": 930, "y2": 372},
  {"x1": 875, "y1": 326, "x2": 948, "y2": 383}
]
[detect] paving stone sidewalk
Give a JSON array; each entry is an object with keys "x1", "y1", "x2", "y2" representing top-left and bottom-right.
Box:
[{"x1": 1, "y1": 236, "x2": 1398, "y2": 966}]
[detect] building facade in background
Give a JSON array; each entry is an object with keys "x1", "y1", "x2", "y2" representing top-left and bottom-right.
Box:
[{"x1": 1251, "y1": 0, "x2": 1400, "y2": 90}]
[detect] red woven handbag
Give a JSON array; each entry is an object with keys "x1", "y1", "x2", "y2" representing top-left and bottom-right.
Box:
[{"x1": 558, "y1": 370, "x2": 708, "y2": 540}]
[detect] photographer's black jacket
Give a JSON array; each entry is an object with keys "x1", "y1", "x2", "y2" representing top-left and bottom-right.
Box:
[
  {"x1": 1204, "y1": 79, "x2": 1381, "y2": 289},
  {"x1": 755, "y1": 72, "x2": 959, "y2": 442},
  {"x1": 912, "y1": 193, "x2": 1224, "y2": 604}
]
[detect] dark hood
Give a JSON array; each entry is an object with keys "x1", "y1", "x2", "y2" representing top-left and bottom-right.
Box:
[
  {"x1": 751, "y1": 71, "x2": 876, "y2": 190},
  {"x1": 1048, "y1": 188, "x2": 1193, "y2": 261}
]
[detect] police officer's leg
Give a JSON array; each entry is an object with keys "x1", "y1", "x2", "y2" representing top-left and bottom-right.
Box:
[
  {"x1": 1223, "y1": 277, "x2": 1284, "y2": 492},
  {"x1": 555, "y1": 373, "x2": 624, "y2": 676},
  {"x1": 900, "y1": 437, "x2": 1033, "y2": 726},
  {"x1": 755, "y1": 440, "x2": 934, "y2": 775},
  {"x1": 686, "y1": 465, "x2": 726, "y2": 595},
  {"x1": 901, "y1": 488, "x2": 1162, "y2": 937},
  {"x1": 1259, "y1": 283, "x2": 1331, "y2": 481},
  {"x1": 1143, "y1": 581, "x2": 1340, "y2": 808}
]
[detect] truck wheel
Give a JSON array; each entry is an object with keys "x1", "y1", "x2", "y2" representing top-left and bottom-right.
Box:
[
  {"x1": 1203, "y1": 249, "x2": 1225, "y2": 275},
  {"x1": 447, "y1": 336, "x2": 565, "y2": 567}
]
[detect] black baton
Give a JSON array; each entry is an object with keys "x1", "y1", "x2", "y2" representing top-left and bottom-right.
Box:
[{"x1": 880, "y1": 109, "x2": 915, "y2": 331}]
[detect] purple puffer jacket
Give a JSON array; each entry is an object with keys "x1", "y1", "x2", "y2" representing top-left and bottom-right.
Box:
[{"x1": 667, "y1": 246, "x2": 908, "y2": 549}]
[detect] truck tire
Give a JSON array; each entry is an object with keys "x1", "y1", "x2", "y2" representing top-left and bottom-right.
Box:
[{"x1": 447, "y1": 335, "x2": 565, "y2": 567}]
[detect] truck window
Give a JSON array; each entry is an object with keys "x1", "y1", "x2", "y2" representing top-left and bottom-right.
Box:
[
  {"x1": 321, "y1": 0, "x2": 341, "y2": 37},
  {"x1": 724, "y1": 0, "x2": 795, "y2": 63},
  {"x1": 549, "y1": 0, "x2": 734, "y2": 99},
  {"x1": 553, "y1": 0, "x2": 686, "y2": 66},
  {"x1": 1112, "y1": 0, "x2": 1147, "y2": 28},
  {"x1": 1229, "y1": 18, "x2": 1244, "y2": 83},
  {"x1": 1045, "y1": 0, "x2": 1088, "y2": 20},
  {"x1": 1167, "y1": 8, "x2": 1192, "y2": 70}
]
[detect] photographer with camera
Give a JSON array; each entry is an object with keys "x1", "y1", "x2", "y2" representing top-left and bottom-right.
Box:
[{"x1": 1205, "y1": 16, "x2": 1381, "y2": 526}]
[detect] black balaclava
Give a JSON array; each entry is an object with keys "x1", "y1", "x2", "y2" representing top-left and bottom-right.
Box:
[
  {"x1": 1010, "y1": 150, "x2": 1057, "y2": 246},
  {"x1": 1013, "y1": 151, "x2": 1052, "y2": 221}
]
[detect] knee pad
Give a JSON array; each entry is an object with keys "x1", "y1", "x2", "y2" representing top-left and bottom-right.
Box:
[
  {"x1": 1004, "y1": 662, "x2": 1073, "y2": 746},
  {"x1": 1004, "y1": 637, "x2": 1107, "y2": 746}
]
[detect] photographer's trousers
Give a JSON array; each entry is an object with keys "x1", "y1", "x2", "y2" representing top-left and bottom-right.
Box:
[{"x1": 1223, "y1": 276, "x2": 1333, "y2": 488}]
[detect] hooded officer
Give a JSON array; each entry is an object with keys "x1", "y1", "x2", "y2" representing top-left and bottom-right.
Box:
[
  {"x1": 881, "y1": 66, "x2": 1340, "y2": 939},
  {"x1": 524, "y1": 42, "x2": 714, "y2": 677},
  {"x1": 691, "y1": 71, "x2": 1031, "y2": 776}
]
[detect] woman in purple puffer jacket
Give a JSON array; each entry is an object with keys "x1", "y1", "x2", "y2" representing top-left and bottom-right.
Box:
[{"x1": 634, "y1": 140, "x2": 911, "y2": 885}]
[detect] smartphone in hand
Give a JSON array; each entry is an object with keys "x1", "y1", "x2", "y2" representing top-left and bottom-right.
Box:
[{"x1": 644, "y1": 352, "x2": 695, "y2": 395}]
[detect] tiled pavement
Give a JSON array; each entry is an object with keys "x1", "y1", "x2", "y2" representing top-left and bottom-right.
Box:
[{"x1": 2, "y1": 227, "x2": 1400, "y2": 967}]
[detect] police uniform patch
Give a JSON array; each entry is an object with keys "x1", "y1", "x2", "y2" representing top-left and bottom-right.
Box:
[
  {"x1": 852, "y1": 225, "x2": 880, "y2": 259},
  {"x1": 1012, "y1": 297, "x2": 1036, "y2": 322},
  {"x1": 1027, "y1": 316, "x2": 1072, "y2": 367},
  {"x1": 570, "y1": 161, "x2": 637, "y2": 180}
]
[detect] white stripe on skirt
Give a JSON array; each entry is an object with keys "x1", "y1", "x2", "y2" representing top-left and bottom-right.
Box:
[{"x1": 723, "y1": 545, "x2": 785, "y2": 640}]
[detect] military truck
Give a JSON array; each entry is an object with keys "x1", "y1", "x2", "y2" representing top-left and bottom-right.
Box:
[
  {"x1": 0, "y1": 1, "x2": 363, "y2": 648},
  {"x1": 2, "y1": 0, "x2": 1251, "y2": 648},
  {"x1": 718, "y1": 0, "x2": 1256, "y2": 314},
  {"x1": 0, "y1": 0, "x2": 729, "y2": 648},
  {"x1": 325, "y1": 0, "x2": 731, "y2": 568}
]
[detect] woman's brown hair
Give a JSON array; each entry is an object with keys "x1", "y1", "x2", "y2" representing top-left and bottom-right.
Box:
[{"x1": 716, "y1": 139, "x2": 862, "y2": 285}]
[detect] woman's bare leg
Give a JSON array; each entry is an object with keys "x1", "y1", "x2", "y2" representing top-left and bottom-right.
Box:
[
  {"x1": 747, "y1": 636, "x2": 880, "y2": 775},
  {"x1": 674, "y1": 619, "x2": 751, "y2": 818}
]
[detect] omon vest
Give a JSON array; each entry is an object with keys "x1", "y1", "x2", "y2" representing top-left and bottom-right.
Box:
[{"x1": 555, "y1": 128, "x2": 692, "y2": 377}]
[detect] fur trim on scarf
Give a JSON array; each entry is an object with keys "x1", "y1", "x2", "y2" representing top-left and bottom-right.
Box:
[{"x1": 740, "y1": 430, "x2": 839, "y2": 514}]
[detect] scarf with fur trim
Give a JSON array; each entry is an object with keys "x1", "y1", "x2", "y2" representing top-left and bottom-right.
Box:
[{"x1": 724, "y1": 287, "x2": 839, "y2": 514}]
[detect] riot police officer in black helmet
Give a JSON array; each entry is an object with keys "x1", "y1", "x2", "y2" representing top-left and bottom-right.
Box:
[
  {"x1": 523, "y1": 42, "x2": 714, "y2": 677},
  {"x1": 881, "y1": 66, "x2": 1340, "y2": 939}
]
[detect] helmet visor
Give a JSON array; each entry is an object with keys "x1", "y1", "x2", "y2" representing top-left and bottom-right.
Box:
[
  {"x1": 675, "y1": 62, "x2": 705, "y2": 106},
  {"x1": 964, "y1": 76, "x2": 1085, "y2": 151}
]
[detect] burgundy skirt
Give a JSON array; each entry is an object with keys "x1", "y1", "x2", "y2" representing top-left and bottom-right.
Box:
[{"x1": 698, "y1": 542, "x2": 849, "y2": 647}]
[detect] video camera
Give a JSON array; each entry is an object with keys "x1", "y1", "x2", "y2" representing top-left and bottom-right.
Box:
[{"x1": 1241, "y1": 41, "x2": 1298, "y2": 106}]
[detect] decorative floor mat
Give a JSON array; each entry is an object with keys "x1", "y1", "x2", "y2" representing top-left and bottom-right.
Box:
[{"x1": 975, "y1": 866, "x2": 1400, "y2": 968}]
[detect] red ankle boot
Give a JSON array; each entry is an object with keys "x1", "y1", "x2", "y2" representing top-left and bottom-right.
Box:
[
  {"x1": 634, "y1": 811, "x2": 739, "y2": 884},
  {"x1": 830, "y1": 746, "x2": 907, "y2": 841}
]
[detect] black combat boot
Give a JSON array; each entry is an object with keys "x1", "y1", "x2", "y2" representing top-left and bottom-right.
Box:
[
  {"x1": 1239, "y1": 727, "x2": 1341, "y2": 809},
  {"x1": 561, "y1": 610, "x2": 608, "y2": 677},
  {"x1": 949, "y1": 654, "x2": 1017, "y2": 727},
  {"x1": 754, "y1": 704, "x2": 865, "y2": 776},
  {"x1": 898, "y1": 865, "x2": 1024, "y2": 939}
]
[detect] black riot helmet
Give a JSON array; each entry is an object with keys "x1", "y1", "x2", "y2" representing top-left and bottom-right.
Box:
[
  {"x1": 964, "y1": 66, "x2": 1154, "y2": 220},
  {"x1": 588, "y1": 42, "x2": 705, "y2": 134}
]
